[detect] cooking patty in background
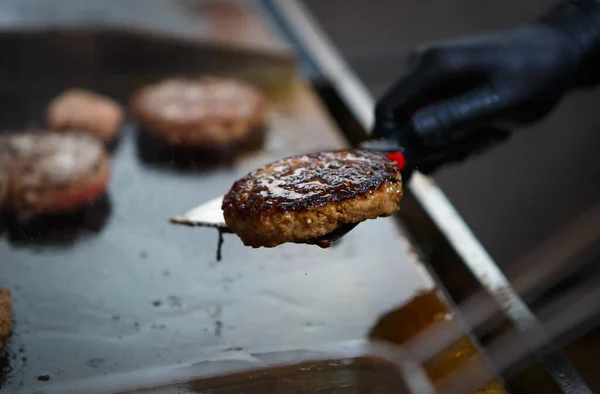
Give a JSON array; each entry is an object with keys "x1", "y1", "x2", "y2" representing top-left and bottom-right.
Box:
[
  {"x1": 130, "y1": 77, "x2": 267, "y2": 153},
  {"x1": 0, "y1": 289, "x2": 11, "y2": 353},
  {"x1": 46, "y1": 88, "x2": 125, "y2": 143},
  {"x1": 1, "y1": 132, "x2": 110, "y2": 219},
  {"x1": 222, "y1": 150, "x2": 403, "y2": 248}
]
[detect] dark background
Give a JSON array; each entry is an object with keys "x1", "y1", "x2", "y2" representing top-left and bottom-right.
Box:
[
  {"x1": 302, "y1": 0, "x2": 600, "y2": 278},
  {"x1": 301, "y1": 0, "x2": 600, "y2": 388}
]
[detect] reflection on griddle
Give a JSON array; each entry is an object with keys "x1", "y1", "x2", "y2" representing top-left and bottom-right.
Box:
[
  {"x1": 135, "y1": 127, "x2": 265, "y2": 171},
  {"x1": 185, "y1": 357, "x2": 410, "y2": 394},
  {"x1": 136, "y1": 129, "x2": 234, "y2": 171},
  {"x1": 4, "y1": 194, "x2": 111, "y2": 248},
  {"x1": 369, "y1": 290, "x2": 506, "y2": 392},
  {"x1": 0, "y1": 214, "x2": 7, "y2": 238}
]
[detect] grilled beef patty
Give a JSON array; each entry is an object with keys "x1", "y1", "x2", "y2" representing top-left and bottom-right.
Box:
[
  {"x1": 46, "y1": 88, "x2": 125, "y2": 143},
  {"x1": 1, "y1": 132, "x2": 110, "y2": 218},
  {"x1": 222, "y1": 150, "x2": 403, "y2": 248},
  {"x1": 130, "y1": 77, "x2": 266, "y2": 150},
  {"x1": 0, "y1": 289, "x2": 11, "y2": 352}
]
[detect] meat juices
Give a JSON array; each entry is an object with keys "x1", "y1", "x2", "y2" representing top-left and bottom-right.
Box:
[
  {"x1": 0, "y1": 289, "x2": 11, "y2": 352},
  {"x1": 0, "y1": 132, "x2": 110, "y2": 218},
  {"x1": 222, "y1": 150, "x2": 403, "y2": 248},
  {"x1": 130, "y1": 77, "x2": 267, "y2": 152},
  {"x1": 46, "y1": 88, "x2": 125, "y2": 143}
]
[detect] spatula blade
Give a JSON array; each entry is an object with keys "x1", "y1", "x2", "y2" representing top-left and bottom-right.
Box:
[
  {"x1": 170, "y1": 195, "x2": 233, "y2": 232},
  {"x1": 170, "y1": 196, "x2": 358, "y2": 247}
]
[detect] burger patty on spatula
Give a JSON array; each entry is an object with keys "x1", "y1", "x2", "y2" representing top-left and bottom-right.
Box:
[{"x1": 222, "y1": 149, "x2": 403, "y2": 248}]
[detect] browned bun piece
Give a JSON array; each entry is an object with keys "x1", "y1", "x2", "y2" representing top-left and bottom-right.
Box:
[
  {"x1": 130, "y1": 77, "x2": 267, "y2": 153},
  {"x1": 222, "y1": 149, "x2": 403, "y2": 248},
  {"x1": 1, "y1": 132, "x2": 110, "y2": 218},
  {"x1": 46, "y1": 88, "x2": 125, "y2": 143},
  {"x1": 0, "y1": 288, "x2": 11, "y2": 352}
]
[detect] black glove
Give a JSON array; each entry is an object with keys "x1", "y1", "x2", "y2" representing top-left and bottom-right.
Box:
[{"x1": 373, "y1": 0, "x2": 600, "y2": 174}]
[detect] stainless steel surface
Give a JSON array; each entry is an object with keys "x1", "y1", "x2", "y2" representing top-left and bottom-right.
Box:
[
  {"x1": 0, "y1": 2, "x2": 459, "y2": 392},
  {"x1": 0, "y1": 70, "x2": 436, "y2": 392},
  {"x1": 38, "y1": 340, "x2": 421, "y2": 394},
  {"x1": 267, "y1": 0, "x2": 591, "y2": 392}
]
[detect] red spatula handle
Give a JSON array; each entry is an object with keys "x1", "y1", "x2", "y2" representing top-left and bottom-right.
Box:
[{"x1": 387, "y1": 152, "x2": 406, "y2": 171}]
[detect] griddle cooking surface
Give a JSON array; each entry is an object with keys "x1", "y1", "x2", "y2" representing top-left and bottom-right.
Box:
[{"x1": 0, "y1": 29, "x2": 434, "y2": 393}]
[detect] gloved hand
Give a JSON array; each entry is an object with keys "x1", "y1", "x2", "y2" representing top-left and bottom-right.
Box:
[{"x1": 373, "y1": 0, "x2": 600, "y2": 174}]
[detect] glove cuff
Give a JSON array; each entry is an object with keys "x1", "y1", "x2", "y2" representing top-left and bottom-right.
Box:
[{"x1": 539, "y1": 0, "x2": 600, "y2": 87}]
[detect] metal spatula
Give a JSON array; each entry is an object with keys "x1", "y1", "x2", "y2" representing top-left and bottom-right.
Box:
[
  {"x1": 169, "y1": 138, "x2": 409, "y2": 247},
  {"x1": 170, "y1": 196, "x2": 232, "y2": 233},
  {"x1": 169, "y1": 195, "x2": 359, "y2": 248},
  {"x1": 169, "y1": 139, "x2": 408, "y2": 247}
]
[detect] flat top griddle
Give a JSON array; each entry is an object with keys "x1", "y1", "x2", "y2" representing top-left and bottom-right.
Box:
[
  {"x1": 0, "y1": 2, "x2": 516, "y2": 393},
  {"x1": 0, "y1": 24, "x2": 474, "y2": 393}
]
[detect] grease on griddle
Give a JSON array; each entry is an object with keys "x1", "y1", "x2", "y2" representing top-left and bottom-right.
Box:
[
  {"x1": 167, "y1": 295, "x2": 182, "y2": 308},
  {"x1": 216, "y1": 228, "x2": 225, "y2": 262},
  {"x1": 369, "y1": 290, "x2": 505, "y2": 391},
  {"x1": 224, "y1": 346, "x2": 244, "y2": 352},
  {"x1": 86, "y1": 358, "x2": 105, "y2": 369},
  {"x1": 0, "y1": 342, "x2": 28, "y2": 392}
]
